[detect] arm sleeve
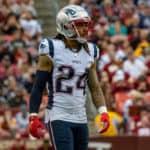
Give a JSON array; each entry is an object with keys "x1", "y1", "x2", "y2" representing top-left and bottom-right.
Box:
[
  {"x1": 29, "y1": 39, "x2": 54, "y2": 113},
  {"x1": 29, "y1": 70, "x2": 50, "y2": 113}
]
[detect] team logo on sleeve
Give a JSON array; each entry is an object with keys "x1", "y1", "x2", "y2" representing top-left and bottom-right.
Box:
[
  {"x1": 39, "y1": 39, "x2": 49, "y2": 54},
  {"x1": 40, "y1": 43, "x2": 46, "y2": 49},
  {"x1": 39, "y1": 39, "x2": 47, "y2": 52}
]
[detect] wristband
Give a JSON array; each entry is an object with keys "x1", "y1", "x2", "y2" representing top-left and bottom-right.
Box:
[
  {"x1": 30, "y1": 113, "x2": 38, "y2": 116},
  {"x1": 98, "y1": 106, "x2": 107, "y2": 114}
]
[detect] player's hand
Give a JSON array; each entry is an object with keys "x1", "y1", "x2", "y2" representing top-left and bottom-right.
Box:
[
  {"x1": 99, "y1": 112, "x2": 110, "y2": 133},
  {"x1": 29, "y1": 114, "x2": 47, "y2": 139},
  {"x1": 95, "y1": 111, "x2": 110, "y2": 134}
]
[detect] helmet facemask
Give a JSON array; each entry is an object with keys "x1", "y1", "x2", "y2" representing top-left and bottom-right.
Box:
[{"x1": 65, "y1": 18, "x2": 91, "y2": 43}]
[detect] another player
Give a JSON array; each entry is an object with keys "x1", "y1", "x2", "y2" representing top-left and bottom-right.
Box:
[{"x1": 29, "y1": 4, "x2": 110, "y2": 150}]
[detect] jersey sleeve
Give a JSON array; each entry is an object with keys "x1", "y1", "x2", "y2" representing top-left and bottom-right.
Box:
[{"x1": 38, "y1": 38, "x2": 54, "y2": 58}]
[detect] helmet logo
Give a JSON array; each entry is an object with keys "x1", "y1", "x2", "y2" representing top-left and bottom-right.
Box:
[{"x1": 65, "y1": 8, "x2": 77, "y2": 18}]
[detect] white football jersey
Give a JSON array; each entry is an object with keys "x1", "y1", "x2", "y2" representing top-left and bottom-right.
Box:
[{"x1": 38, "y1": 38, "x2": 99, "y2": 123}]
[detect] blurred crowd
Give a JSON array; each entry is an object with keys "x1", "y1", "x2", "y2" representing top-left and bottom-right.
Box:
[
  {"x1": 0, "y1": 0, "x2": 42, "y2": 140},
  {"x1": 79, "y1": 0, "x2": 150, "y2": 137},
  {"x1": 0, "y1": 0, "x2": 150, "y2": 149}
]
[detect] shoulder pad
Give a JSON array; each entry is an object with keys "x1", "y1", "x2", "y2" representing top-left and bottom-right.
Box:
[
  {"x1": 38, "y1": 38, "x2": 49, "y2": 55},
  {"x1": 38, "y1": 38, "x2": 54, "y2": 57},
  {"x1": 93, "y1": 44, "x2": 100, "y2": 60},
  {"x1": 88, "y1": 42, "x2": 100, "y2": 60}
]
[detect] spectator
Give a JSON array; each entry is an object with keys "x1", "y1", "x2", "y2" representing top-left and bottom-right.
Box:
[
  {"x1": 136, "y1": 109, "x2": 150, "y2": 136},
  {"x1": 0, "y1": 55, "x2": 20, "y2": 79},
  {"x1": 5, "y1": 0, "x2": 21, "y2": 15},
  {"x1": 138, "y1": 1, "x2": 150, "y2": 29},
  {"x1": 108, "y1": 17, "x2": 127, "y2": 36},
  {"x1": 145, "y1": 46, "x2": 150, "y2": 74},
  {"x1": 123, "y1": 90, "x2": 144, "y2": 133},
  {"x1": 123, "y1": 49, "x2": 148, "y2": 79},
  {"x1": 10, "y1": 28, "x2": 26, "y2": 53},
  {"x1": 0, "y1": 79, "x2": 7, "y2": 104},
  {"x1": 23, "y1": 72, "x2": 35, "y2": 93},
  {"x1": 134, "y1": 75, "x2": 149, "y2": 92},
  {"x1": 15, "y1": 104, "x2": 29, "y2": 133},
  {"x1": 1, "y1": 107, "x2": 17, "y2": 138},
  {"x1": 111, "y1": 70, "x2": 131, "y2": 94},
  {"x1": 19, "y1": 0, "x2": 37, "y2": 17},
  {"x1": 134, "y1": 29, "x2": 150, "y2": 61},
  {"x1": 2, "y1": 12, "x2": 21, "y2": 36},
  {"x1": 7, "y1": 87, "x2": 27, "y2": 108},
  {"x1": 20, "y1": 8, "x2": 42, "y2": 39},
  {"x1": 0, "y1": 102, "x2": 11, "y2": 138}
]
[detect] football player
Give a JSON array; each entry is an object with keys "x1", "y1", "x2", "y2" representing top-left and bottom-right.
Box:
[{"x1": 29, "y1": 4, "x2": 110, "y2": 150}]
